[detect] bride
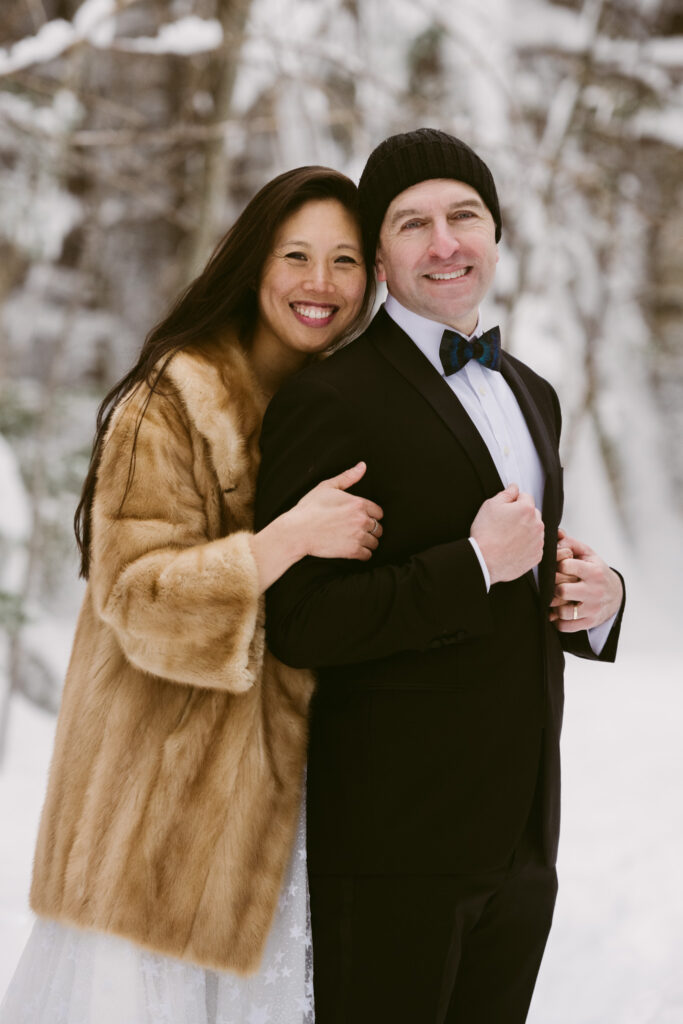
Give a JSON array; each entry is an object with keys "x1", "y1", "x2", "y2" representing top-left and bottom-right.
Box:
[{"x1": 0, "y1": 165, "x2": 382, "y2": 1024}]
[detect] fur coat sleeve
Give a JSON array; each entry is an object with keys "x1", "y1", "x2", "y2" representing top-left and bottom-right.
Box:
[{"x1": 89, "y1": 347, "x2": 263, "y2": 693}]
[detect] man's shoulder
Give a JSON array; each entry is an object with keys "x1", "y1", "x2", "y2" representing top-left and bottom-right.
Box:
[
  {"x1": 313, "y1": 333, "x2": 377, "y2": 380},
  {"x1": 502, "y1": 349, "x2": 562, "y2": 435},
  {"x1": 503, "y1": 349, "x2": 558, "y2": 399},
  {"x1": 285, "y1": 309, "x2": 392, "y2": 392}
]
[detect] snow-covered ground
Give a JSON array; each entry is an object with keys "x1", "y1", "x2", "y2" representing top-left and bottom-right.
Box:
[
  {"x1": 1, "y1": 640, "x2": 681, "y2": 1021},
  {"x1": 528, "y1": 640, "x2": 683, "y2": 1024}
]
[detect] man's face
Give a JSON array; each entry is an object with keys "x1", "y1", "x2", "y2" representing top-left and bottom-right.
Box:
[{"x1": 375, "y1": 178, "x2": 499, "y2": 335}]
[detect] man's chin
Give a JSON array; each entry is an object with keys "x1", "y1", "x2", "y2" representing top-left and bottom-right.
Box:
[{"x1": 415, "y1": 300, "x2": 477, "y2": 330}]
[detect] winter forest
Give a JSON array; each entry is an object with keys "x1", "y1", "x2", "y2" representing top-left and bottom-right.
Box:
[{"x1": 1, "y1": 0, "x2": 682, "y2": 1019}]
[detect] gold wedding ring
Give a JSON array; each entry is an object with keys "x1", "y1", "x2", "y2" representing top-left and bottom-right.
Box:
[{"x1": 572, "y1": 603, "x2": 579, "y2": 621}]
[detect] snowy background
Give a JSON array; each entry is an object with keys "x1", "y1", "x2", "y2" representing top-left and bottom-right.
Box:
[{"x1": 1, "y1": 0, "x2": 682, "y2": 1019}]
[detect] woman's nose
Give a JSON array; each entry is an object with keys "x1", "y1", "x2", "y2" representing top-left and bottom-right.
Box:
[{"x1": 302, "y1": 262, "x2": 335, "y2": 292}]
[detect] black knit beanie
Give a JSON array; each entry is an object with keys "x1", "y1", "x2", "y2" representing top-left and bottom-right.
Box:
[{"x1": 358, "y1": 128, "x2": 502, "y2": 264}]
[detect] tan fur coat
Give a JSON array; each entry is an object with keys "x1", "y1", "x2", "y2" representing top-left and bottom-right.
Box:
[{"x1": 30, "y1": 336, "x2": 315, "y2": 973}]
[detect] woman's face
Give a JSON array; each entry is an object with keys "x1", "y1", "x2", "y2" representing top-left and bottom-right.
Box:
[{"x1": 256, "y1": 198, "x2": 366, "y2": 357}]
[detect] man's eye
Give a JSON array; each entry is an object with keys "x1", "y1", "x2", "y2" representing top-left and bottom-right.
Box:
[
  {"x1": 452, "y1": 211, "x2": 475, "y2": 220},
  {"x1": 401, "y1": 220, "x2": 423, "y2": 230}
]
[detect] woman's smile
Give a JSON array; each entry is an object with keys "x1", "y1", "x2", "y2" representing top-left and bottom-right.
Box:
[{"x1": 290, "y1": 301, "x2": 339, "y2": 326}]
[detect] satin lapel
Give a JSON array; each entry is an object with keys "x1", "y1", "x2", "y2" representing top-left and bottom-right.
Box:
[
  {"x1": 499, "y1": 355, "x2": 559, "y2": 483},
  {"x1": 500, "y1": 354, "x2": 563, "y2": 603},
  {"x1": 369, "y1": 308, "x2": 504, "y2": 499}
]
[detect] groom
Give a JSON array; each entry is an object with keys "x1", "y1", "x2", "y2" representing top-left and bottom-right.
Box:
[{"x1": 255, "y1": 128, "x2": 624, "y2": 1023}]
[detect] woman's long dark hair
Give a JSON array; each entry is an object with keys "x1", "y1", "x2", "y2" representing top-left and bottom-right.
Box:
[{"x1": 74, "y1": 166, "x2": 374, "y2": 579}]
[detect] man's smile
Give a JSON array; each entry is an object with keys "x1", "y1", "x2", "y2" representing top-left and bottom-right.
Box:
[{"x1": 424, "y1": 267, "x2": 470, "y2": 281}]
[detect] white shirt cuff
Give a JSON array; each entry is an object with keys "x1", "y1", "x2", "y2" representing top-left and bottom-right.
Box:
[
  {"x1": 587, "y1": 612, "x2": 617, "y2": 655},
  {"x1": 469, "y1": 537, "x2": 491, "y2": 592}
]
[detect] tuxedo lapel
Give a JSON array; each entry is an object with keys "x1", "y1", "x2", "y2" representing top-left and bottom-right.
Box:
[
  {"x1": 500, "y1": 354, "x2": 563, "y2": 603},
  {"x1": 369, "y1": 308, "x2": 504, "y2": 499},
  {"x1": 499, "y1": 355, "x2": 559, "y2": 484}
]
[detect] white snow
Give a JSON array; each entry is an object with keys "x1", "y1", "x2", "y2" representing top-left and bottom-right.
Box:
[
  {"x1": 114, "y1": 17, "x2": 223, "y2": 56},
  {"x1": 5, "y1": 179, "x2": 83, "y2": 262},
  {"x1": 528, "y1": 647, "x2": 683, "y2": 1024},
  {"x1": 508, "y1": 1, "x2": 591, "y2": 53},
  {"x1": 0, "y1": 20, "x2": 74, "y2": 75},
  {"x1": 642, "y1": 36, "x2": 683, "y2": 67},
  {"x1": 631, "y1": 105, "x2": 683, "y2": 149},
  {"x1": 71, "y1": 0, "x2": 117, "y2": 43},
  {"x1": 0, "y1": 6, "x2": 222, "y2": 74},
  {"x1": 0, "y1": 437, "x2": 29, "y2": 545},
  {"x1": 0, "y1": 697, "x2": 55, "y2": 995},
  {"x1": 0, "y1": 0, "x2": 118, "y2": 75}
]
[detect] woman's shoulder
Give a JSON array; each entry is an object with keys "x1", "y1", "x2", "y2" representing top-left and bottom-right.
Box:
[
  {"x1": 96, "y1": 334, "x2": 261, "y2": 525},
  {"x1": 166, "y1": 334, "x2": 264, "y2": 454},
  {"x1": 110, "y1": 333, "x2": 261, "y2": 445},
  {"x1": 166, "y1": 333, "x2": 259, "y2": 419}
]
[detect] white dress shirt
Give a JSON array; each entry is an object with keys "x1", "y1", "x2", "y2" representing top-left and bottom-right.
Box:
[{"x1": 384, "y1": 294, "x2": 614, "y2": 655}]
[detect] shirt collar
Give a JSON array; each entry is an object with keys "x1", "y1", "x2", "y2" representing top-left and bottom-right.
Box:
[{"x1": 384, "y1": 294, "x2": 482, "y2": 377}]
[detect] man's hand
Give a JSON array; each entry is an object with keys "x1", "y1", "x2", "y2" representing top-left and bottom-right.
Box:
[
  {"x1": 549, "y1": 528, "x2": 623, "y2": 631},
  {"x1": 470, "y1": 483, "x2": 545, "y2": 585}
]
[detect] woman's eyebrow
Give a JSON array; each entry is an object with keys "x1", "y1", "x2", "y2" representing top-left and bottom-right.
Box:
[{"x1": 278, "y1": 240, "x2": 362, "y2": 251}]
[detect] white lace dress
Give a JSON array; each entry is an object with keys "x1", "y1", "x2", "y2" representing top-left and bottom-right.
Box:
[{"x1": 0, "y1": 799, "x2": 314, "y2": 1024}]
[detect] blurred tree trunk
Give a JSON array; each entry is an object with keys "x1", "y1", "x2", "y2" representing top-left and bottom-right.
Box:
[
  {"x1": 186, "y1": 0, "x2": 253, "y2": 278},
  {"x1": 0, "y1": 42, "x2": 94, "y2": 765}
]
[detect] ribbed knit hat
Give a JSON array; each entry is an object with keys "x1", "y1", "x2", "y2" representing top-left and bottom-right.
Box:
[{"x1": 358, "y1": 128, "x2": 502, "y2": 264}]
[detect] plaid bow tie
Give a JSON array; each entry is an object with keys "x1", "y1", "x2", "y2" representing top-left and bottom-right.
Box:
[{"x1": 439, "y1": 325, "x2": 502, "y2": 376}]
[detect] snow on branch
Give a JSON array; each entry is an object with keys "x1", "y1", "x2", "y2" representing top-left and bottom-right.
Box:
[
  {"x1": 513, "y1": 0, "x2": 682, "y2": 90},
  {"x1": 0, "y1": 0, "x2": 119, "y2": 75},
  {"x1": 0, "y1": 1, "x2": 224, "y2": 77},
  {"x1": 0, "y1": 19, "x2": 78, "y2": 75},
  {"x1": 111, "y1": 17, "x2": 223, "y2": 56},
  {"x1": 631, "y1": 103, "x2": 683, "y2": 148}
]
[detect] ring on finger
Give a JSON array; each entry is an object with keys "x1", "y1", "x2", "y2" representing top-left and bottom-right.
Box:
[
  {"x1": 572, "y1": 602, "x2": 579, "y2": 621},
  {"x1": 369, "y1": 517, "x2": 379, "y2": 536}
]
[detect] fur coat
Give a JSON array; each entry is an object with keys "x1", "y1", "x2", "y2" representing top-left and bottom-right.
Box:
[{"x1": 30, "y1": 335, "x2": 315, "y2": 974}]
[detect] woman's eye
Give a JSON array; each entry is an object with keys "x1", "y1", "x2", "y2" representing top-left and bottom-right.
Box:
[
  {"x1": 335, "y1": 255, "x2": 359, "y2": 265},
  {"x1": 285, "y1": 251, "x2": 307, "y2": 260}
]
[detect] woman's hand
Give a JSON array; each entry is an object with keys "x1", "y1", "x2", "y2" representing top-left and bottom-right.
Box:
[
  {"x1": 292, "y1": 461, "x2": 383, "y2": 561},
  {"x1": 549, "y1": 527, "x2": 623, "y2": 631},
  {"x1": 249, "y1": 461, "x2": 383, "y2": 593}
]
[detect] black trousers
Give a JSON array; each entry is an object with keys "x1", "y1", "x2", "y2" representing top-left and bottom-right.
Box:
[{"x1": 308, "y1": 788, "x2": 558, "y2": 1024}]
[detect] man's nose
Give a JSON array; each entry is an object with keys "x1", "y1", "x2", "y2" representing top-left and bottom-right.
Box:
[{"x1": 428, "y1": 222, "x2": 460, "y2": 260}]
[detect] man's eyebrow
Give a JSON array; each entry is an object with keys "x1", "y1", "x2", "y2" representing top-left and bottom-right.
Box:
[{"x1": 389, "y1": 198, "x2": 485, "y2": 226}]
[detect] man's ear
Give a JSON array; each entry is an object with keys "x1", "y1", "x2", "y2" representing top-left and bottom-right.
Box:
[{"x1": 375, "y1": 248, "x2": 387, "y2": 283}]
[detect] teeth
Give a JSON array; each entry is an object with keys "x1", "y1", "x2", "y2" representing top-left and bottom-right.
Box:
[
  {"x1": 427, "y1": 269, "x2": 468, "y2": 280},
  {"x1": 292, "y1": 304, "x2": 335, "y2": 319}
]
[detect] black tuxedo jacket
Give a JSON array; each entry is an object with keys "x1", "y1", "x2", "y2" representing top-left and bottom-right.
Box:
[{"x1": 255, "y1": 307, "x2": 624, "y2": 875}]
